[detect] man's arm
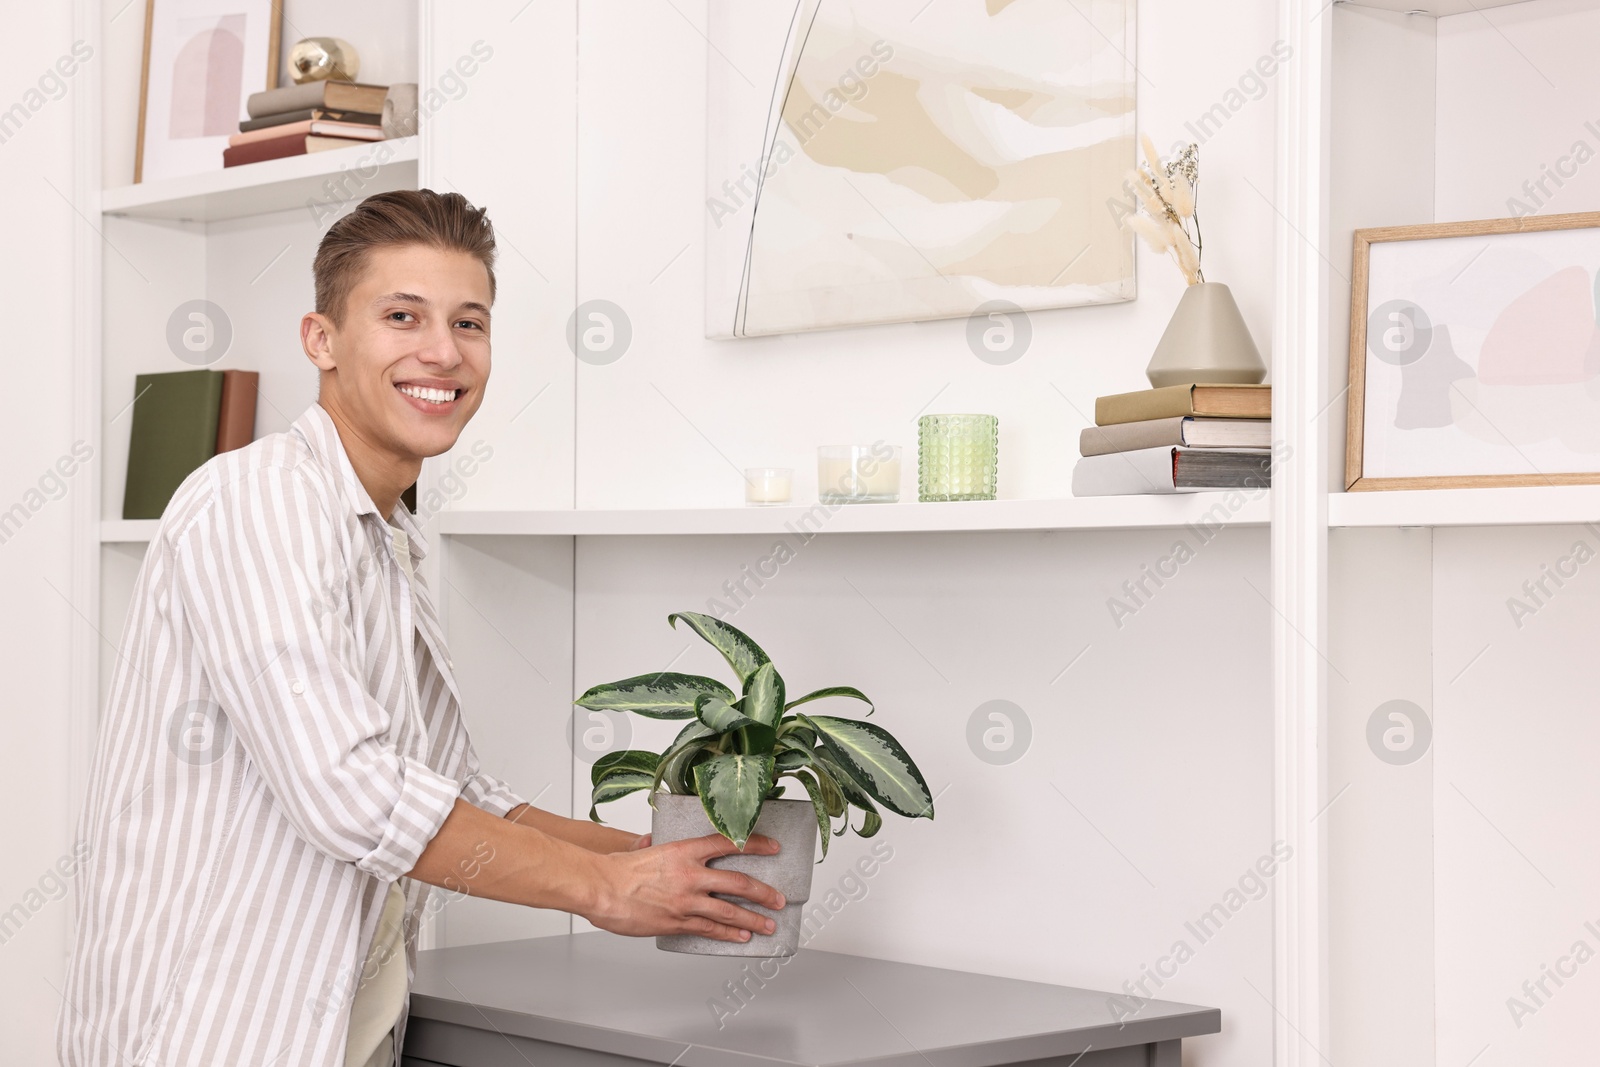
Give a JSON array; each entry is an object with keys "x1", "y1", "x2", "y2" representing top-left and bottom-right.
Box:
[
  {"x1": 504, "y1": 802, "x2": 642, "y2": 853},
  {"x1": 405, "y1": 799, "x2": 786, "y2": 943}
]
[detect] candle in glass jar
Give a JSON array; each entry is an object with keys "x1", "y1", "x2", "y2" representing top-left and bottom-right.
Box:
[
  {"x1": 817, "y1": 446, "x2": 901, "y2": 504},
  {"x1": 743, "y1": 467, "x2": 792, "y2": 505}
]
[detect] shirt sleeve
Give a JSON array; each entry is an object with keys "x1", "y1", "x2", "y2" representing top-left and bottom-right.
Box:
[
  {"x1": 461, "y1": 764, "x2": 530, "y2": 819},
  {"x1": 172, "y1": 464, "x2": 460, "y2": 883}
]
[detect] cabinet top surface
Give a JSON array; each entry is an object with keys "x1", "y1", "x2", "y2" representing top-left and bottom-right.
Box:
[{"x1": 409, "y1": 931, "x2": 1220, "y2": 1067}]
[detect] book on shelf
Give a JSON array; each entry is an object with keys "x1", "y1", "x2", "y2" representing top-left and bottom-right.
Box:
[
  {"x1": 123, "y1": 371, "x2": 223, "y2": 520},
  {"x1": 216, "y1": 370, "x2": 259, "y2": 454},
  {"x1": 246, "y1": 80, "x2": 390, "y2": 119},
  {"x1": 238, "y1": 107, "x2": 382, "y2": 133},
  {"x1": 227, "y1": 119, "x2": 386, "y2": 148},
  {"x1": 1095, "y1": 383, "x2": 1271, "y2": 426},
  {"x1": 1071, "y1": 446, "x2": 1274, "y2": 497},
  {"x1": 1079, "y1": 415, "x2": 1272, "y2": 457},
  {"x1": 223, "y1": 133, "x2": 376, "y2": 167},
  {"x1": 123, "y1": 370, "x2": 259, "y2": 520}
]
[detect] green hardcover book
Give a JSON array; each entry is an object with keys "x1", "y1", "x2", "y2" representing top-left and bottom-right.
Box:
[{"x1": 122, "y1": 370, "x2": 224, "y2": 520}]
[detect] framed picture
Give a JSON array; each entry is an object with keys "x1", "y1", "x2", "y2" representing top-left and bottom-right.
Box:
[
  {"x1": 1346, "y1": 211, "x2": 1600, "y2": 490},
  {"x1": 704, "y1": 0, "x2": 1137, "y2": 339},
  {"x1": 135, "y1": 0, "x2": 283, "y2": 183}
]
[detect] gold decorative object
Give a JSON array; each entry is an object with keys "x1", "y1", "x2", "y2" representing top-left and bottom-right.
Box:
[{"x1": 288, "y1": 37, "x2": 359, "y2": 84}]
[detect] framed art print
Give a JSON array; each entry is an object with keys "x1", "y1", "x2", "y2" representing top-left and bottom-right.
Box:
[
  {"x1": 1347, "y1": 211, "x2": 1600, "y2": 490},
  {"x1": 135, "y1": 0, "x2": 283, "y2": 183},
  {"x1": 704, "y1": 0, "x2": 1137, "y2": 339}
]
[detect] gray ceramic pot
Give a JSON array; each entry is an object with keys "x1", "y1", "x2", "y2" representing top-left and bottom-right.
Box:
[{"x1": 650, "y1": 794, "x2": 818, "y2": 957}]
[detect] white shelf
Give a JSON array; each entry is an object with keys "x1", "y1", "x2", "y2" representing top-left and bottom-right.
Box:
[
  {"x1": 436, "y1": 494, "x2": 1272, "y2": 537},
  {"x1": 1330, "y1": 486, "x2": 1600, "y2": 529},
  {"x1": 1340, "y1": 0, "x2": 1535, "y2": 14},
  {"x1": 101, "y1": 137, "x2": 419, "y2": 223},
  {"x1": 100, "y1": 519, "x2": 160, "y2": 543}
]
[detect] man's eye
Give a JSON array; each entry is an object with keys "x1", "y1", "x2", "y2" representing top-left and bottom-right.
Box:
[
  {"x1": 455, "y1": 320, "x2": 484, "y2": 330},
  {"x1": 388, "y1": 310, "x2": 415, "y2": 323}
]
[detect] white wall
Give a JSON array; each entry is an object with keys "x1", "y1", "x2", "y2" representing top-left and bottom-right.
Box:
[
  {"x1": 1436, "y1": 0, "x2": 1600, "y2": 221},
  {"x1": 0, "y1": 4, "x2": 92, "y2": 1066},
  {"x1": 567, "y1": 528, "x2": 1276, "y2": 1066}
]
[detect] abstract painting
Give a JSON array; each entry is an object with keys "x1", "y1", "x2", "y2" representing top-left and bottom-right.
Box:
[
  {"x1": 136, "y1": 0, "x2": 282, "y2": 183},
  {"x1": 1347, "y1": 212, "x2": 1600, "y2": 489},
  {"x1": 704, "y1": 0, "x2": 1138, "y2": 339}
]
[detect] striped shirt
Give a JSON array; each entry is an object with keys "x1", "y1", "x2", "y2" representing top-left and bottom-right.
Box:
[{"x1": 58, "y1": 401, "x2": 529, "y2": 1067}]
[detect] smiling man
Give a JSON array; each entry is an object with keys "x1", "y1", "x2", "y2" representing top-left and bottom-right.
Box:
[{"x1": 58, "y1": 190, "x2": 783, "y2": 1067}]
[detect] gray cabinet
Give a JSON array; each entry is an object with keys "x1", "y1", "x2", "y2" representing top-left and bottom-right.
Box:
[{"x1": 403, "y1": 933, "x2": 1218, "y2": 1067}]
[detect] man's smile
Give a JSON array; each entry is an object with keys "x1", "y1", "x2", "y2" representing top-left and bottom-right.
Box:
[{"x1": 394, "y1": 377, "x2": 466, "y2": 413}]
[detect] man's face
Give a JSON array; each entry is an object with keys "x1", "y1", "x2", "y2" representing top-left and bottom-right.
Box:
[{"x1": 308, "y1": 242, "x2": 492, "y2": 462}]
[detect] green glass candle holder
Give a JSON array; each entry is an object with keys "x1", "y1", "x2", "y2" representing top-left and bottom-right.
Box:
[{"x1": 918, "y1": 414, "x2": 998, "y2": 501}]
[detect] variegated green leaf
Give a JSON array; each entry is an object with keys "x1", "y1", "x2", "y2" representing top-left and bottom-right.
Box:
[
  {"x1": 777, "y1": 717, "x2": 818, "y2": 750},
  {"x1": 574, "y1": 673, "x2": 733, "y2": 719},
  {"x1": 857, "y1": 807, "x2": 883, "y2": 837},
  {"x1": 817, "y1": 753, "x2": 884, "y2": 838},
  {"x1": 783, "y1": 686, "x2": 874, "y2": 717},
  {"x1": 799, "y1": 714, "x2": 935, "y2": 820},
  {"x1": 667, "y1": 612, "x2": 770, "y2": 686},
  {"x1": 743, "y1": 663, "x2": 786, "y2": 727},
  {"x1": 695, "y1": 694, "x2": 758, "y2": 733},
  {"x1": 786, "y1": 768, "x2": 832, "y2": 860},
  {"x1": 588, "y1": 771, "x2": 655, "y2": 822},
  {"x1": 695, "y1": 694, "x2": 776, "y2": 754},
  {"x1": 591, "y1": 749, "x2": 660, "y2": 788},
  {"x1": 811, "y1": 762, "x2": 848, "y2": 819},
  {"x1": 693, "y1": 754, "x2": 776, "y2": 849},
  {"x1": 773, "y1": 747, "x2": 812, "y2": 772},
  {"x1": 651, "y1": 721, "x2": 717, "y2": 796}
]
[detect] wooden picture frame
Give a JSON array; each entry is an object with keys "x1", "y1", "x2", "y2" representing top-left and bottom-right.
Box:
[
  {"x1": 1346, "y1": 210, "x2": 1600, "y2": 491},
  {"x1": 134, "y1": 0, "x2": 283, "y2": 184}
]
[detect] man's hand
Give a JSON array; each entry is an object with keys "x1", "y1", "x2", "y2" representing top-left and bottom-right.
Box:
[
  {"x1": 584, "y1": 831, "x2": 786, "y2": 943},
  {"x1": 406, "y1": 800, "x2": 784, "y2": 944}
]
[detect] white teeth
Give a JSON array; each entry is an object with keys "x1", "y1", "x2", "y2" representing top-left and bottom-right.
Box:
[{"x1": 397, "y1": 384, "x2": 457, "y2": 405}]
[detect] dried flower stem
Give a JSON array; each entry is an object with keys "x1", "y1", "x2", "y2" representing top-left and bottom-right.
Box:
[{"x1": 1124, "y1": 136, "x2": 1205, "y2": 285}]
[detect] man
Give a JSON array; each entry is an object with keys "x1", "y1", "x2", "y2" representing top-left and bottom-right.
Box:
[{"x1": 58, "y1": 190, "x2": 783, "y2": 1067}]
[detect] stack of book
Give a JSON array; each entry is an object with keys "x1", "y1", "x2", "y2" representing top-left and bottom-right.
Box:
[
  {"x1": 123, "y1": 369, "x2": 258, "y2": 519},
  {"x1": 224, "y1": 81, "x2": 391, "y2": 167},
  {"x1": 1072, "y1": 383, "x2": 1273, "y2": 496}
]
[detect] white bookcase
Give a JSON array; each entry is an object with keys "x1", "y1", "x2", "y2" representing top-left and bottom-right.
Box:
[{"x1": 63, "y1": 0, "x2": 1600, "y2": 1063}]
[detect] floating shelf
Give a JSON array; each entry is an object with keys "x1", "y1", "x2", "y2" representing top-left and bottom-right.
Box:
[
  {"x1": 100, "y1": 519, "x2": 160, "y2": 543},
  {"x1": 101, "y1": 137, "x2": 419, "y2": 223},
  {"x1": 1345, "y1": 0, "x2": 1534, "y2": 14},
  {"x1": 436, "y1": 494, "x2": 1272, "y2": 537},
  {"x1": 100, "y1": 488, "x2": 1600, "y2": 542},
  {"x1": 1329, "y1": 486, "x2": 1600, "y2": 529}
]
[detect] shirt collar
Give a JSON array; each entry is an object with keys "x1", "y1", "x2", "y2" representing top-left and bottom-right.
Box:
[{"x1": 291, "y1": 402, "x2": 430, "y2": 564}]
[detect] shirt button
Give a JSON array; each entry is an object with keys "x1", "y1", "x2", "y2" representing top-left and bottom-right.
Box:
[
  {"x1": 446, "y1": 658, "x2": 454, "y2": 670},
  {"x1": 290, "y1": 680, "x2": 305, "y2": 696}
]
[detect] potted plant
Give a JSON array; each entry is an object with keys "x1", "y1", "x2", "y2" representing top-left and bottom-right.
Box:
[
  {"x1": 575, "y1": 611, "x2": 934, "y2": 957},
  {"x1": 1124, "y1": 136, "x2": 1266, "y2": 388}
]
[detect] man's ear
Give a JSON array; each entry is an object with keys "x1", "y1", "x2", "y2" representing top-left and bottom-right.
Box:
[{"x1": 301, "y1": 311, "x2": 338, "y2": 372}]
